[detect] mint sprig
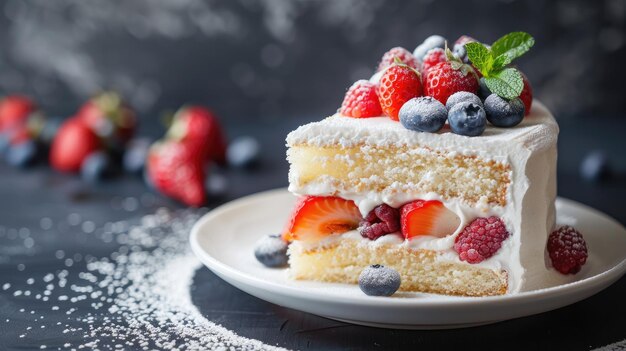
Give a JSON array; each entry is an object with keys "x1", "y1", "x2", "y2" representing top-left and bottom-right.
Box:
[{"x1": 465, "y1": 31, "x2": 534, "y2": 99}]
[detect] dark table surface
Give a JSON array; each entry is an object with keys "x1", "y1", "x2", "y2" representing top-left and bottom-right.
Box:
[{"x1": 1, "y1": 115, "x2": 625, "y2": 351}]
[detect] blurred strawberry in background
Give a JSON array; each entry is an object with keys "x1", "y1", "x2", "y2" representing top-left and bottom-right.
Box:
[{"x1": 145, "y1": 105, "x2": 227, "y2": 207}]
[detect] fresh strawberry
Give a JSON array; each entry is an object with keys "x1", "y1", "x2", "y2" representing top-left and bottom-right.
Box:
[
  {"x1": 0, "y1": 95, "x2": 36, "y2": 131},
  {"x1": 76, "y1": 92, "x2": 136, "y2": 144},
  {"x1": 378, "y1": 64, "x2": 423, "y2": 121},
  {"x1": 424, "y1": 61, "x2": 479, "y2": 104},
  {"x1": 146, "y1": 140, "x2": 206, "y2": 207},
  {"x1": 400, "y1": 200, "x2": 461, "y2": 239},
  {"x1": 283, "y1": 196, "x2": 362, "y2": 243},
  {"x1": 520, "y1": 72, "x2": 533, "y2": 115},
  {"x1": 377, "y1": 47, "x2": 420, "y2": 72},
  {"x1": 166, "y1": 106, "x2": 227, "y2": 164},
  {"x1": 420, "y1": 48, "x2": 446, "y2": 76},
  {"x1": 340, "y1": 80, "x2": 383, "y2": 118},
  {"x1": 50, "y1": 118, "x2": 101, "y2": 173}
]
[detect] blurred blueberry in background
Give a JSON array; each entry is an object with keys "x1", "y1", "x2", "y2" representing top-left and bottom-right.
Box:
[{"x1": 580, "y1": 150, "x2": 611, "y2": 183}]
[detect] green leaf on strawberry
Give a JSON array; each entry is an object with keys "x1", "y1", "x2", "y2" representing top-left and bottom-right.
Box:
[{"x1": 465, "y1": 31, "x2": 534, "y2": 99}]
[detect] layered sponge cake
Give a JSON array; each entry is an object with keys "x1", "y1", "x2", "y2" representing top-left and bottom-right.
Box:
[
  {"x1": 276, "y1": 32, "x2": 585, "y2": 297},
  {"x1": 285, "y1": 102, "x2": 557, "y2": 296}
]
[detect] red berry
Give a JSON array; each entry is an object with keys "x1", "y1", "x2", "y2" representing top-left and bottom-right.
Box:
[
  {"x1": 378, "y1": 64, "x2": 423, "y2": 121},
  {"x1": 377, "y1": 47, "x2": 420, "y2": 72},
  {"x1": 146, "y1": 140, "x2": 206, "y2": 207},
  {"x1": 424, "y1": 61, "x2": 479, "y2": 104},
  {"x1": 50, "y1": 118, "x2": 101, "y2": 173},
  {"x1": 76, "y1": 93, "x2": 136, "y2": 144},
  {"x1": 167, "y1": 106, "x2": 227, "y2": 165},
  {"x1": 420, "y1": 48, "x2": 446, "y2": 76},
  {"x1": 0, "y1": 95, "x2": 36, "y2": 132},
  {"x1": 340, "y1": 80, "x2": 383, "y2": 118},
  {"x1": 359, "y1": 204, "x2": 400, "y2": 240},
  {"x1": 454, "y1": 35, "x2": 477, "y2": 47},
  {"x1": 520, "y1": 73, "x2": 533, "y2": 116},
  {"x1": 454, "y1": 217, "x2": 510, "y2": 264},
  {"x1": 400, "y1": 200, "x2": 460, "y2": 239},
  {"x1": 547, "y1": 226, "x2": 588, "y2": 274},
  {"x1": 283, "y1": 196, "x2": 362, "y2": 243}
]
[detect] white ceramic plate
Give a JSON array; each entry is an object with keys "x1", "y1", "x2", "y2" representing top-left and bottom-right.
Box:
[{"x1": 190, "y1": 188, "x2": 626, "y2": 329}]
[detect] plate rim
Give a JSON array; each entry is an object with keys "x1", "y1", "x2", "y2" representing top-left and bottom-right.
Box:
[{"x1": 190, "y1": 188, "x2": 626, "y2": 308}]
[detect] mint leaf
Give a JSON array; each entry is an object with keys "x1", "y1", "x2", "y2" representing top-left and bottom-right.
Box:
[
  {"x1": 465, "y1": 42, "x2": 491, "y2": 74},
  {"x1": 491, "y1": 54, "x2": 511, "y2": 70},
  {"x1": 484, "y1": 68, "x2": 523, "y2": 99},
  {"x1": 491, "y1": 31, "x2": 534, "y2": 63}
]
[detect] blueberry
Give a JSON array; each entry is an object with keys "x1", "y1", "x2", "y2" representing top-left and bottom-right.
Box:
[
  {"x1": 254, "y1": 234, "x2": 289, "y2": 268},
  {"x1": 580, "y1": 150, "x2": 611, "y2": 183},
  {"x1": 448, "y1": 102, "x2": 487, "y2": 136},
  {"x1": 484, "y1": 94, "x2": 525, "y2": 128},
  {"x1": 81, "y1": 151, "x2": 112, "y2": 183},
  {"x1": 399, "y1": 96, "x2": 447, "y2": 133},
  {"x1": 413, "y1": 35, "x2": 446, "y2": 61},
  {"x1": 6, "y1": 140, "x2": 37, "y2": 168},
  {"x1": 123, "y1": 138, "x2": 151, "y2": 174},
  {"x1": 227, "y1": 136, "x2": 260, "y2": 168},
  {"x1": 453, "y1": 43, "x2": 468, "y2": 62},
  {"x1": 478, "y1": 78, "x2": 492, "y2": 100},
  {"x1": 143, "y1": 167, "x2": 155, "y2": 190},
  {"x1": 205, "y1": 171, "x2": 228, "y2": 197},
  {"x1": 446, "y1": 92, "x2": 482, "y2": 110},
  {"x1": 358, "y1": 264, "x2": 401, "y2": 296}
]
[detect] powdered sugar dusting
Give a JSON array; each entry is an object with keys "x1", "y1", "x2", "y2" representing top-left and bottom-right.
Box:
[{"x1": 2, "y1": 208, "x2": 287, "y2": 350}]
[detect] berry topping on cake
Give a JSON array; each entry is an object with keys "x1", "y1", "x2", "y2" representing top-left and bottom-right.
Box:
[
  {"x1": 448, "y1": 101, "x2": 487, "y2": 136},
  {"x1": 399, "y1": 96, "x2": 448, "y2": 133},
  {"x1": 377, "y1": 47, "x2": 420, "y2": 72},
  {"x1": 424, "y1": 55, "x2": 479, "y2": 105},
  {"x1": 446, "y1": 91, "x2": 483, "y2": 110},
  {"x1": 400, "y1": 200, "x2": 461, "y2": 239},
  {"x1": 547, "y1": 226, "x2": 588, "y2": 274},
  {"x1": 340, "y1": 80, "x2": 383, "y2": 118},
  {"x1": 454, "y1": 216, "x2": 510, "y2": 264},
  {"x1": 146, "y1": 140, "x2": 206, "y2": 207},
  {"x1": 378, "y1": 63, "x2": 423, "y2": 121},
  {"x1": 359, "y1": 204, "x2": 400, "y2": 240},
  {"x1": 254, "y1": 234, "x2": 289, "y2": 268},
  {"x1": 484, "y1": 94, "x2": 525, "y2": 127},
  {"x1": 520, "y1": 72, "x2": 533, "y2": 115},
  {"x1": 413, "y1": 35, "x2": 446, "y2": 61},
  {"x1": 283, "y1": 196, "x2": 362, "y2": 243},
  {"x1": 358, "y1": 264, "x2": 401, "y2": 296},
  {"x1": 420, "y1": 48, "x2": 446, "y2": 76}
]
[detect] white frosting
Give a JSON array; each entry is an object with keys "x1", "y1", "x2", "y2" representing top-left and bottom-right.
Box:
[{"x1": 285, "y1": 101, "x2": 574, "y2": 293}]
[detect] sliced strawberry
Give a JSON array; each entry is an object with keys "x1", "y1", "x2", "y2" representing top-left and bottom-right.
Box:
[
  {"x1": 283, "y1": 196, "x2": 362, "y2": 243},
  {"x1": 400, "y1": 200, "x2": 460, "y2": 239}
]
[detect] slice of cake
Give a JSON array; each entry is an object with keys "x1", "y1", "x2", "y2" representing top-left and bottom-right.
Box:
[{"x1": 276, "y1": 32, "x2": 586, "y2": 297}]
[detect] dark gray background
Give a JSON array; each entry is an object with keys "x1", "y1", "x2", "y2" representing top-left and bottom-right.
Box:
[{"x1": 0, "y1": 0, "x2": 624, "y2": 125}]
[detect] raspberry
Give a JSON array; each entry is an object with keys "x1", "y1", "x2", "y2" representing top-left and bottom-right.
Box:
[
  {"x1": 424, "y1": 61, "x2": 479, "y2": 105},
  {"x1": 378, "y1": 64, "x2": 423, "y2": 121},
  {"x1": 359, "y1": 204, "x2": 400, "y2": 240},
  {"x1": 547, "y1": 226, "x2": 588, "y2": 274},
  {"x1": 520, "y1": 72, "x2": 533, "y2": 116},
  {"x1": 377, "y1": 47, "x2": 419, "y2": 72},
  {"x1": 454, "y1": 217, "x2": 510, "y2": 264},
  {"x1": 420, "y1": 48, "x2": 446, "y2": 76},
  {"x1": 340, "y1": 80, "x2": 383, "y2": 118}
]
